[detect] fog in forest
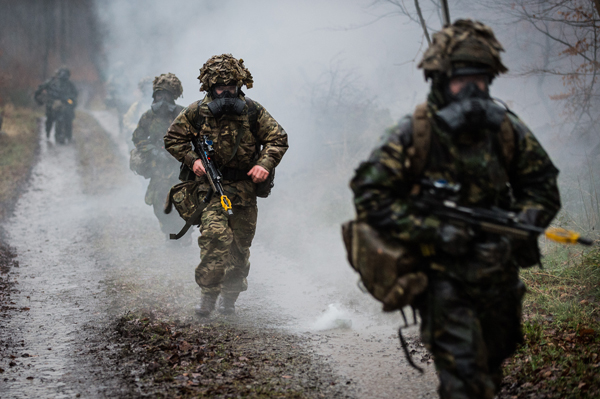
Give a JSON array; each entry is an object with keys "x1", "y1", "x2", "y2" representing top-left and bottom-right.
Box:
[
  {"x1": 2, "y1": 0, "x2": 598, "y2": 319},
  {"x1": 93, "y1": 0, "x2": 600, "y2": 313}
]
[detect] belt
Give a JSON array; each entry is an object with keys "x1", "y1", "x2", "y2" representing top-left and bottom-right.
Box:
[{"x1": 221, "y1": 167, "x2": 251, "y2": 182}]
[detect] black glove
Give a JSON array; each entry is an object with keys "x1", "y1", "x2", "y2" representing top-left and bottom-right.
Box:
[{"x1": 436, "y1": 223, "x2": 474, "y2": 256}]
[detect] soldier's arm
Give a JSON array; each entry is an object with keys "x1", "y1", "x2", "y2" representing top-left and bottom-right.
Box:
[
  {"x1": 131, "y1": 111, "x2": 153, "y2": 148},
  {"x1": 164, "y1": 103, "x2": 200, "y2": 169},
  {"x1": 252, "y1": 101, "x2": 289, "y2": 172},
  {"x1": 34, "y1": 80, "x2": 51, "y2": 102},
  {"x1": 508, "y1": 115, "x2": 561, "y2": 227},
  {"x1": 350, "y1": 117, "x2": 439, "y2": 243}
]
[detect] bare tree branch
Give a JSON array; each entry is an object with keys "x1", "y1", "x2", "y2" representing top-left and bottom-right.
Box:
[{"x1": 414, "y1": 0, "x2": 431, "y2": 45}]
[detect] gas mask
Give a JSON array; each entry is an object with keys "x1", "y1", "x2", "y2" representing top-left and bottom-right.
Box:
[
  {"x1": 436, "y1": 81, "x2": 506, "y2": 134},
  {"x1": 207, "y1": 86, "x2": 245, "y2": 117},
  {"x1": 151, "y1": 100, "x2": 177, "y2": 113},
  {"x1": 151, "y1": 91, "x2": 176, "y2": 113}
]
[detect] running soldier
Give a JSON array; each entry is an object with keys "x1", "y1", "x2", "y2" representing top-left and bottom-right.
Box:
[
  {"x1": 164, "y1": 54, "x2": 288, "y2": 316},
  {"x1": 131, "y1": 73, "x2": 191, "y2": 244},
  {"x1": 34, "y1": 67, "x2": 78, "y2": 144}
]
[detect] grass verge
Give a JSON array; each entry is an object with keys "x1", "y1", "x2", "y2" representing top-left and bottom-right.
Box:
[
  {"x1": 0, "y1": 104, "x2": 41, "y2": 220},
  {"x1": 500, "y1": 245, "x2": 600, "y2": 398}
]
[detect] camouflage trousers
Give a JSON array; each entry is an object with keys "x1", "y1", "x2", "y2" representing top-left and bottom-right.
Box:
[
  {"x1": 146, "y1": 176, "x2": 186, "y2": 236},
  {"x1": 195, "y1": 198, "x2": 258, "y2": 296},
  {"x1": 418, "y1": 274, "x2": 526, "y2": 399}
]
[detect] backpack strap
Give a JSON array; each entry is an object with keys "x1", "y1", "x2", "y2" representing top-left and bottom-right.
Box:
[
  {"x1": 408, "y1": 102, "x2": 515, "y2": 178},
  {"x1": 497, "y1": 114, "x2": 515, "y2": 171},
  {"x1": 409, "y1": 102, "x2": 432, "y2": 178}
]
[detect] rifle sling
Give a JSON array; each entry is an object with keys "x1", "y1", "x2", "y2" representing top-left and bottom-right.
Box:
[{"x1": 170, "y1": 203, "x2": 205, "y2": 240}]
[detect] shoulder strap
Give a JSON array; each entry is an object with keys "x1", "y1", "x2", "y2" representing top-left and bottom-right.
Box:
[
  {"x1": 498, "y1": 114, "x2": 515, "y2": 170},
  {"x1": 409, "y1": 102, "x2": 432, "y2": 178},
  {"x1": 245, "y1": 98, "x2": 259, "y2": 138}
]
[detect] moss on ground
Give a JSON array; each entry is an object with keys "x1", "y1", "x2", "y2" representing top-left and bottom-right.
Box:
[{"x1": 500, "y1": 245, "x2": 600, "y2": 398}]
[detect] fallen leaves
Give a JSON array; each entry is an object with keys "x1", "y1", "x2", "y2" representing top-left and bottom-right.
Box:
[{"x1": 114, "y1": 312, "x2": 350, "y2": 398}]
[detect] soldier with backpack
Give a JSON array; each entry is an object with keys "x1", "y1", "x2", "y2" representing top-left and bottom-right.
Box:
[
  {"x1": 130, "y1": 73, "x2": 190, "y2": 245},
  {"x1": 164, "y1": 54, "x2": 288, "y2": 317},
  {"x1": 34, "y1": 67, "x2": 78, "y2": 144},
  {"x1": 348, "y1": 20, "x2": 561, "y2": 398}
]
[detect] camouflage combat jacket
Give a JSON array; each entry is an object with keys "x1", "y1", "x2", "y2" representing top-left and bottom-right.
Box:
[
  {"x1": 164, "y1": 94, "x2": 289, "y2": 206},
  {"x1": 350, "y1": 101, "x2": 561, "y2": 276},
  {"x1": 132, "y1": 105, "x2": 184, "y2": 180}
]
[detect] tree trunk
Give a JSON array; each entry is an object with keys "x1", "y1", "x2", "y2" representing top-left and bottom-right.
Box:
[{"x1": 594, "y1": 0, "x2": 600, "y2": 18}]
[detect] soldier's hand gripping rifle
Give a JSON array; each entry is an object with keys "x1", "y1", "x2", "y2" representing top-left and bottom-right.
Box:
[
  {"x1": 414, "y1": 180, "x2": 593, "y2": 246},
  {"x1": 194, "y1": 135, "x2": 233, "y2": 216}
]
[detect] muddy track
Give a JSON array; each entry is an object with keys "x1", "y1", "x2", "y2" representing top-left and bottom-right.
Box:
[{"x1": 0, "y1": 112, "x2": 439, "y2": 398}]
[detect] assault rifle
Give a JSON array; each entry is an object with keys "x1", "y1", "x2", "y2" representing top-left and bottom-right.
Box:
[
  {"x1": 194, "y1": 135, "x2": 233, "y2": 215},
  {"x1": 414, "y1": 180, "x2": 593, "y2": 246}
]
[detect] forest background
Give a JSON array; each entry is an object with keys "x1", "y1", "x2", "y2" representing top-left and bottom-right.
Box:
[{"x1": 0, "y1": 1, "x2": 598, "y2": 397}]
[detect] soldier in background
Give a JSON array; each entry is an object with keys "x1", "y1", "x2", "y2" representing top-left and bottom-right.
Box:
[
  {"x1": 123, "y1": 77, "x2": 153, "y2": 148},
  {"x1": 164, "y1": 54, "x2": 288, "y2": 317},
  {"x1": 350, "y1": 20, "x2": 561, "y2": 398},
  {"x1": 34, "y1": 67, "x2": 78, "y2": 143},
  {"x1": 130, "y1": 73, "x2": 191, "y2": 245}
]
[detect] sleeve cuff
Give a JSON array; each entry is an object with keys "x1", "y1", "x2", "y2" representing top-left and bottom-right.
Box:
[
  {"x1": 256, "y1": 157, "x2": 274, "y2": 172},
  {"x1": 184, "y1": 151, "x2": 200, "y2": 169}
]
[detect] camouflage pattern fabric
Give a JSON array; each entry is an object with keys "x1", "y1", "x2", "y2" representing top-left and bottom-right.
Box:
[
  {"x1": 350, "y1": 102, "x2": 560, "y2": 398},
  {"x1": 419, "y1": 277, "x2": 526, "y2": 399},
  {"x1": 418, "y1": 19, "x2": 508, "y2": 78},
  {"x1": 153, "y1": 73, "x2": 183, "y2": 98},
  {"x1": 164, "y1": 94, "x2": 288, "y2": 206},
  {"x1": 195, "y1": 198, "x2": 257, "y2": 296},
  {"x1": 132, "y1": 105, "x2": 185, "y2": 235},
  {"x1": 164, "y1": 92, "x2": 288, "y2": 296},
  {"x1": 351, "y1": 107, "x2": 560, "y2": 245},
  {"x1": 197, "y1": 54, "x2": 254, "y2": 92}
]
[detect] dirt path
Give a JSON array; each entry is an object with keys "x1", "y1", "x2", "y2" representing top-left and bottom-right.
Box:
[{"x1": 0, "y1": 112, "x2": 438, "y2": 398}]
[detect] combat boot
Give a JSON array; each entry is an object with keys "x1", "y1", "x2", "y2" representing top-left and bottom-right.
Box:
[
  {"x1": 195, "y1": 292, "x2": 218, "y2": 317},
  {"x1": 217, "y1": 292, "x2": 240, "y2": 315}
]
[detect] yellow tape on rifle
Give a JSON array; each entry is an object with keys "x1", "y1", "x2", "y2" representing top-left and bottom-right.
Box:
[
  {"x1": 545, "y1": 227, "x2": 580, "y2": 244},
  {"x1": 220, "y1": 195, "x2": 232, "y2": 212}
]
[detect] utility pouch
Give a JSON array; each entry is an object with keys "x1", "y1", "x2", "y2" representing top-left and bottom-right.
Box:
[
  {"x1": 179, "y1": 163, "x2": 196, "y2": 182},
  {"x1": 164, "y1": 181, "x2": 207, "y2": 239},
  {"x1": 129, "y1": 147, "x2": 151, "y2": 178},
  {"x1": 341, "y1": 220, "x2": 427, "y2": 311},
  {"x1": 256, "y1": 168, "x2": 275, "y2": 198}
]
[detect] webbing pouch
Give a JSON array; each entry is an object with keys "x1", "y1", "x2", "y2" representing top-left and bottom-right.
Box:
[{"x1": 164, "y1": 181, "x2": 207, "y2": 239}]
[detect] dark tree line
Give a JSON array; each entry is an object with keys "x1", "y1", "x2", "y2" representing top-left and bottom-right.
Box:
[{"x1": 0, "y1": 0, "x2": 104, "y2": 105}]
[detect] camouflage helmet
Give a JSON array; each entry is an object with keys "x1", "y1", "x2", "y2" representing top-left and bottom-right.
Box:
[
  {"x1": 197, "y1": 54, "x2": 254, "y2": 92},
  {"x1": 418, "y1": 19, "x2": 508, "y2": 80},
  {"x1": 152, "y1": 73, "x2": 183, "y2": 99}
]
